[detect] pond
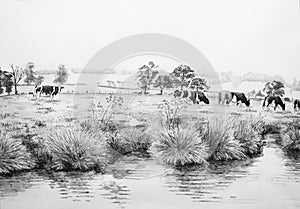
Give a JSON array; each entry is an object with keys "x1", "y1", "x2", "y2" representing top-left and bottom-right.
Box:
[{"x1": 1, "y1": 139, "x2": 300, "y2": 209}]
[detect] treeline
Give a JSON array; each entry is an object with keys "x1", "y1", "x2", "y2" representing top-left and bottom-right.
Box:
[
  {"x1": 136, "y1": 61, "x2": 209, "y2": 95},
  {"x1": 0, "y1": 63, "x2": 69, "y2": 96}
]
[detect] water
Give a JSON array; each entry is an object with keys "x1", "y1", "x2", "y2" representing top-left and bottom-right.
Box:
[{"x1": 1, "y1": 140, "x2": 300, "y2": 209}]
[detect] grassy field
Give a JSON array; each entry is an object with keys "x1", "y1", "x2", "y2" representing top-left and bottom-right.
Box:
[{"x1": 1, "y1": 92, "x2": 300, "y2": 175}]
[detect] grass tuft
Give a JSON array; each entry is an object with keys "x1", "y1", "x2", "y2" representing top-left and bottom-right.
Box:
[
  {"x1": 284, "y1": 122, "x2": 300, "y2": 153},
  {"x1": 46, "y1": 128, "x2": 108, "y2": 172},
  {"x1": 151, "y1": 127, "x2": 209, "y2": 166},
  {"x1": 0, "y1": 128, "x2": 35, "y2": 175},
  {"x1": 108, "y1": 128, "x2": 152, "y2": 155},
  {"x1": 202, "y1": 117, "x2": 247, "y2": 161}
]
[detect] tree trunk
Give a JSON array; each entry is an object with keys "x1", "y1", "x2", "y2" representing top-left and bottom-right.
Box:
[
  {"x1": 14, "y1": 83, "x2": 18, "y2": 95},
  {"x1": 160, "y1": 88, "x2": 163, "y2": 95}
]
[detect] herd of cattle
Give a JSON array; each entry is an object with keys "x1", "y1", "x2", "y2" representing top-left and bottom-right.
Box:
[
  {"x1": 173, "y1": 89, "x2": 300, "y2": 112},
  {"x1": 32, "y1": 84, "x2": 300, "y2": 112}
]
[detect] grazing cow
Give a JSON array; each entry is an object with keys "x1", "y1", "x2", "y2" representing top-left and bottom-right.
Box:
[
  {"x1": 262, "y1": 95, "x2": 285, "y2": 111},
  {"x1": 231, "y1": 92, "x2": 250, "y2": 107},
  {"x1": 294, "y1": 99, "x2": 300, "y2": 113},
  {"x1": 174, "y1": 90, "x2": 209, "y2": 104},
  {"x1": 218, "y1": 90, "x2": 233, "y2": 104},
  {"x1": 34, "y1": 85, "x2": 64, "y2": 98}
]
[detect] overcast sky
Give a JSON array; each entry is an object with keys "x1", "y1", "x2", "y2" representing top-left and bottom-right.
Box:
[{"x1": 0, "y1": 0, "x2": 299, "y2": 82}]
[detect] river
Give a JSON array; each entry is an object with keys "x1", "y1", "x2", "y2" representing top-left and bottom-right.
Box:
[{"x1": 1, "y1": 138, "x2": 300, "y2": 209}]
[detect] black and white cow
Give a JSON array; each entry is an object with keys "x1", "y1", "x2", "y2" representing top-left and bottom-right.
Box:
[
  {"x1": 174, "y1": 90, "x2": 209, "y2": 104},
  {"x1": 34, "y1": 85, "x2": 64, "y2": 98},
  {"x1": 263, "y1": 95, "x2": 285, "y2": 111},
  {"x1": 294, "y1": 99, "x2": 300, "y2": 113},
  {"x1": 231, "y1": 92, "x2": 250, "y2": 107}
]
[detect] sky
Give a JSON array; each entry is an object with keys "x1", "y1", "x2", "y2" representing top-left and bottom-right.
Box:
[{"x1": 0, "y1": 0, "x2": 299, "y2": 82}]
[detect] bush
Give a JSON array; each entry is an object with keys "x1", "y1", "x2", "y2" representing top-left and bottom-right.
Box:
[
  {"x1": 284, "y1": 123, "x2": 300, "y2": 153},
  {"x1": 108, "y1": 128, "x2": 152, "y2": 155},
  {"x1": 202, "y1": 117, "x2": 247, "y2": 161},
  {"x1": 151, "y1": 127, "x2": 209, "y2": 166},
  {"x1": 233, "y1": 116, "x2": 264, "y2": 157},
  {"x1": 0, "y1": 128, "x2": 35, "y2": 175},
  {"x1": 158, "y1": 99, "x2": 187, "y2": 130},
  {"x1": 260, "y1": 123, "x2": 281, "y2": 136},
  {"x1": 46, "y1": 128, "x2": 108, "y2": 172}
]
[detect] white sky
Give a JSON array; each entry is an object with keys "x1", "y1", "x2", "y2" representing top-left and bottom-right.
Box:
[{"x1": 0, "y1": 0, "x2": 299, "y2": 82}]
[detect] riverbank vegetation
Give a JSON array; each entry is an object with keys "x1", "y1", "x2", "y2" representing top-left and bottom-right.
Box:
[{"x1": 1, "y1": 94, "x2": 300, "y2": 176}]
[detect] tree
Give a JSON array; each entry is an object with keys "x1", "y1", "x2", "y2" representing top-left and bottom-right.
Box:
[
  {"x1": 10, "y1": 64, "x2": 24, "y2": 95},
  {"x1": 137, "y1": 61, "x2": 159, "y2": 94},
  {"x1": 171, "y1": 64, "x2": 195, "y2": 91},
  {"x1": 54, "y1": 64, "x2": 68, "y2": 84},
  {"x1": 0, "y1": 68, "x2": 13, "y2": 95},
  {"x1": 24, "y1": 62, "x2": 36, "y2": 85},
  {"x1": 263, "y1": 80, "x2": 285, "y2": 96},
  {"x1": 35, "y1": 75, "x2": 45, "y2": 86},
  {"x1": 153, "y1": 74, "x2": 174, "y2": 95},
  {"x1": 189, "y1": 77, "x2": 210, "y2": 92}
]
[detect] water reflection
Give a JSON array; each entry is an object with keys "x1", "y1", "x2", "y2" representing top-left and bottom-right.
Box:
[
  {"x1": 1, "y1": 143, "x2": 300, "y2": 209},
  {"x1": 163, "y1": 159, "x2": 256, "y2": 203}
]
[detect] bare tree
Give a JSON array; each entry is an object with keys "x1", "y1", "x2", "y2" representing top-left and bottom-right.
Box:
[{"x1": 10, "y1": 64, "x2": 24, "y2": 95}]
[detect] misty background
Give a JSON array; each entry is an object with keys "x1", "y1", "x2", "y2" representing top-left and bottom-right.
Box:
[{"x1": 0, "y1": 0, "x2": 299, "y2": 86}]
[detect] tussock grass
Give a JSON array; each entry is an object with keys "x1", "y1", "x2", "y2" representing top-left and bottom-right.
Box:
[
  {"x1": 233, "y1": 116, "x2": 264, "y2": 157},
  {"x1": 108, "y1": 128, "x2": 152, "y2": 154},
  {"x1": 151, "y1": 127, "x2": 209, "y2": 166},
  {"x1": 284, "y1": 122, "x2": 300, "y2": 153},
  {"x1": 203, "y1": 117, "x2": 247, "y2": 161},
  {"x1": 46, "y1": 128, "x2": 108, "y2": 172},
  {"x1": 0, "y1": 128, "x2": 35, "y2": 175}
]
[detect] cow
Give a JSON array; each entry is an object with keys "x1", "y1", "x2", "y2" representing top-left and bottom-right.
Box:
[
  {"x1": 34, "y1": 85, "x2": 64, "y2": 99},
  {"x1": 262, "y1": 95, "x2": 285, "y2": 111},
  {"x1": 218, "y1": 90, "x2": 233, "y2": 104},
  {"x1": 294, "y1": 99, "x2": 300, "y2": 113},
  {"x1": 231, "y1": 92, "x2": 250, "y2": 107},
  {"x1": 174, "y1": 90, "x2": 209, "y2": 104}
]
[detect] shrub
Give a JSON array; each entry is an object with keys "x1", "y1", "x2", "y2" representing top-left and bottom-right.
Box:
[
  {"x1": 151, "y1": 127, "x2": 209, "y2": 166},
  {"x1": 0, "y1": 128, "x2": 35, "y2": 175},
  {"x1": 158, "y1": 99, "x2": 187, "y2": 130},
  {"x1": 108, "y1": 128, "x2": 152, "y2": 155},
  {"x1": 46, "y1": 128, "x2": 108, "y2": 172},
  {"x1": 233, "y1": 116, "x2": 264, "y2": 157},
  {"x1": 260, "y1": 123, "x2": 281, "y2": 136},
  {"x1": 81, "y1": 94, "x2": 122, "y2": 133},
  {"x1": 202, "y1": 117, "x2": 247, "y2": 161},
  {"x1": 284, "y1": 122, "x2": 300, "y2": 153}
]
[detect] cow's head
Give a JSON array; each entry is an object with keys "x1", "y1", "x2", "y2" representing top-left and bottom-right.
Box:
[
  {"x1": 59, "y1": 86, "x2": 64, "y2": 92},
  {"x1": 202, "y1": 96, "x2": 210, "y2": 104},
  {"x1": 282, "y1": 103, "x2": 286, "y2": 111},
  {"x1": 245, "y1": 98, "x2": 250, "y2": 107}
]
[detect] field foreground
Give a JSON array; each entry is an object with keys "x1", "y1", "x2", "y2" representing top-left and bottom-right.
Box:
[{"x1": 1, "y1": 93, "x2": 300, "y2": 209}]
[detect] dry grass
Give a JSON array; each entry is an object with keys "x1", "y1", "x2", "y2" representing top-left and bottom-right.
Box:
[
  {"x1": 151, "y1": 127, "x2": 209, "y2": 166},
  {"x1": 108, "y1": 128, "x2": 152, "y2": 154},
  {"x1": 46, "y1": 128, "x2": 108, "y2": 172},
  {"x1": 0, "y1": 128, "x2": 35, "y2": 175},
  {"x1": 202, "y1": 117, "x2": 247, "y2": 161}
]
